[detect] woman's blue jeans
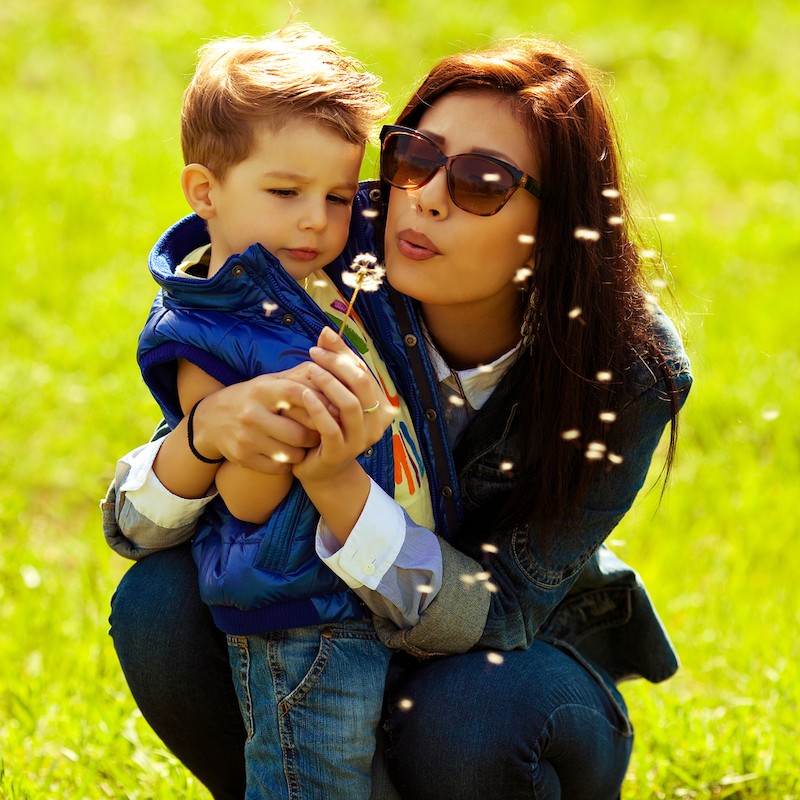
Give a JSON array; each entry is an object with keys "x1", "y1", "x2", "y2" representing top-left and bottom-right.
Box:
[{"x1": 109, "y1": 544, "x2": 633, "y2": 800}]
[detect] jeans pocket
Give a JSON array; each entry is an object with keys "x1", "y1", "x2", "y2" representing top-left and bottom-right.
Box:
[
  {"x1": 226, "y1": 634, "x2": 255, "y2": 741},
  {"x1": 276, "y1": 626, "x2": 336, "y2": 715},
  {"x1": 541, "y1": 636, "x2": 633, "y2": 737}
]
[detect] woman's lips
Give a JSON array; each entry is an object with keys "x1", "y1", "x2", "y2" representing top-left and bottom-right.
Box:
[{"x1": 396, "y1": 229, "x2": 440, "y2": 261}]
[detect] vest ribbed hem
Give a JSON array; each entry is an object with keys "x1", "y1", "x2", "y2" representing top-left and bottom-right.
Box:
[{"x1": 209, "y1": 596, "x2": 366, "y2": 636}]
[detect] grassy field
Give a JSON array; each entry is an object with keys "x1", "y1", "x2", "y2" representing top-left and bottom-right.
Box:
[{"x1": 1, "y1": 0, "x2": 798, "y2": 797}]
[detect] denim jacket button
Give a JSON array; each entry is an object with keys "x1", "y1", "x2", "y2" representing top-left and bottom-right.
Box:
[
  {"x1": 425, "y1": 408, "x2": 437, "y2": 421},
  {"x1": 404, "y1": 334, "x2": 418, "y2": 347}
]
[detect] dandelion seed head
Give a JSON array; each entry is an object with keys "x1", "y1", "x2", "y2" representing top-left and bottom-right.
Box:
[
  {"x1": 262, "y1": 301, "x2": 279, "y2": 316},
  {"x1": 561, "y1": 428, "x2": 581, "y2": 441},
  {"x1": 574, "y1": 227, "x2": 601, "y2": 242},
  {"x1": 596, "y1": 371, "x2": 613, "y2": 382},
  {"x1": 517, "y1": 233, "x2": 536, "y2": 245},
  {"x1": 607, "y1": 452, "x2": 625, "y2": 464},
  {"x1": 481, "y1": 543, "x2": 500, "y2": 554},
  {"x1": 608, "y1": 215, "x2": 624, "y2": 226},
  {"x1": 602, "y1": 188, "x2": 621, "y2": 198},
  {"x1": 599, "y1": 411, "x2": 617, "y2": 423},
  {"x1": 568, "y1": 306, "x2": 582, "y2": 319},
  {"x1": 486, "y1": 652, "x2": 505, "y2": 665}
]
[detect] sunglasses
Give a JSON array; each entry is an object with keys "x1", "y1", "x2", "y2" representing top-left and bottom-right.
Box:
[{"x1": 380, "y1": 124, "x2": 542, "y2": 217}]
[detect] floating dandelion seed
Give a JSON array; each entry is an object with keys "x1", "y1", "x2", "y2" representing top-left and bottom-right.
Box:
[
  {"x1": 20, "y1": 565, "x2": 42, "y2": 589},
  {"x1": 263, "y1": 301, "x2": 279, "y2": 316},
  {"x1": 275, "y1": 400, "x2": 292, "y2": 412},
  {"x1": 607, "y1": 452, "x2": 625, "y2": 465},
  {"x1": 587, "y1": 441, "x2": 607, "y2": 453},
  {"x1": 482, "y1": 171, "x2": 502, "y2": 183},
  {"x1": 460, "y1": 573, "x2": 477, "y2": 585},
  {"x1": 658, "y1": 213, "x2": 676, "y2": 222},
  {"x1": 416, "y1": 584, "x2": 434, "y2": 595},
  {"x1": 585, "y1": 449, "x2": 605, "y2": 461},
  {"x1": 481, "y1": 543, "x2": 500, "y2": 554},
  {"x1": 499, "y1": 461, "x2": 514, "y2": 472},
  {"x1": 568, "y1": 306, "x2": 583, "y2": 319},
  {"x1": 484, "y1": 581, "x2": 499, "y2": 593},
  {"x1": 312, "y1": 278, "x2": 328, "y2": 288},
  {"x1": 477, "y1": 364, "x2": 494, "y2": 374},
  {"x1": 448, "y1": 393, "x2": 466, "y2": 407},
  {"x1": 640, "y1": 249, "x2": 657, "y2": 259},
  {"x1": 652, "y1": 278, "x2": 667, "y2": 289},
  {"x1": 561, "y1": 428, "x2": 581, "y2": 440},
  {"x1": 599, "y1": 411, "x2": 617, "y2": 423},
  {"x1": 761, "y1": 407, "x2": 780, "y2": 421},
  {"x1": 272, "y1": 452, "x2": 290, "y2": 464},
  {"x1": 474, "y1": 571, "x2": 491, "y2": 581},
  {"x1": 486, "y1": 652, "x2": 505, "y2": 665},
  {"x1": 596, "y1": 371, "x2": 613, "y2": 382},
  {"x1": 398, "y1": 698, "x2": 414, "y2": 711},
  {"x1": 514, "y1": 267, "x2": 533, "y2": 283},
  {"x1": 602, "y1": 188, "x2": 621, "y2": 198},
  {"x1": 338, "y1": 254, "x2": 385, "y2": 338},
  {"x1": 361, "y1": 208, "x2": 379, "y2": 219},
  {"x1": 574, "y1": 227, "x2": 601, "y2": 242},
  {"x1": 608, "y1": 215, "x2": 624, "y2": 226},
  {"x1": 517, "y1": 233, "x2": 535, "y2": 245}
]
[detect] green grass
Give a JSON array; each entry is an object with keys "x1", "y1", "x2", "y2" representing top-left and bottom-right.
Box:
[{"x1": 1, "y1": 0, "x2": 798, "y2": 797}]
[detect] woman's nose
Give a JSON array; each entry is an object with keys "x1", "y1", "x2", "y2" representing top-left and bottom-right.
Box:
[{"x1": 410, "y1": 167, "x2": 450, "y2": 219}]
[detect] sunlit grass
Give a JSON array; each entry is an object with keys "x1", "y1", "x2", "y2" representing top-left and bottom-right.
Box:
[{"x1": 1, "y1": 0, "x2": 798, "y2": 797}]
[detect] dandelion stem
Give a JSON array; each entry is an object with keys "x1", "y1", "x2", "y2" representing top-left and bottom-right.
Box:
[{"x1": 337, "y1": 269, "x2": 366, "y2": 338}]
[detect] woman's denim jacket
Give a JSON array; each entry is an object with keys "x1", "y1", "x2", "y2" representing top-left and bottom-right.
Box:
[{"x1": 104, "y1": 183, "x2": 692, "y2": 684}]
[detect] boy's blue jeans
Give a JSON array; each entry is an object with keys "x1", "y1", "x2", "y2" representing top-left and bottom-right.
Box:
[
  {"x1": 227, "y1": 623, "x2": 391, "y2": 799},
  {"x1": 110, "y1": 545, "x2": 633, "y2": 800}
]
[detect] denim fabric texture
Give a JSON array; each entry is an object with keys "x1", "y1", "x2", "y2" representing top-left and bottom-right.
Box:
[{"x1": 227, "y1": 621, "x2": 392, "y2": 800}]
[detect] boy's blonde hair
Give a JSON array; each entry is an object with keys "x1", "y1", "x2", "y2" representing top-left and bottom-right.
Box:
[{"x1": 181, "y1": 24, "x2": 389, "y2": 178}]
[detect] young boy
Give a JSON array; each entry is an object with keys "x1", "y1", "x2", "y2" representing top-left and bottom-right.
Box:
[{"x1": 135, "y1": 26, "x2": 434, "y2": 799}]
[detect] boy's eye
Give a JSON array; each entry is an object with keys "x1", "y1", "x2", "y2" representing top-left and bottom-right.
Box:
[
  {"x1": 268, "y1": 189, "x2": 297, "y2": 197},
  {"x1": 327, "y1": 194, "x2": 353, "y2": 206}
]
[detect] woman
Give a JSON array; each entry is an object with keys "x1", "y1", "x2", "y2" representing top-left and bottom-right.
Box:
[{"x1": 104, "y1": 37, "x2": 691, "y2": 799}]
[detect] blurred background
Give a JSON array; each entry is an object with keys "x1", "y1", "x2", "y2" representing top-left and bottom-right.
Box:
[{"x1": 1, "y1": 0, "x2": 798, "y2": 797}]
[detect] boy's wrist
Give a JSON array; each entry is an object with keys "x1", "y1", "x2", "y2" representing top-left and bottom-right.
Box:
[{"x1": 187, "y1": 398, "x2": 224, "y2": 462}]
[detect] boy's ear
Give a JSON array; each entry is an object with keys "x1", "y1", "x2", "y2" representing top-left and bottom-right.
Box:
[{"x1": 181, "y1": 164, "x2": 217, "y2": 220}]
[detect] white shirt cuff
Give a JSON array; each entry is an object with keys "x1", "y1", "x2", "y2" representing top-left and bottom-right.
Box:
[
  {"x1": 316, "y1": 478, "x2": 406, "y2": 590},
  {"x1": 118, "y1": 439, "x2": 217, "y2": 529}
]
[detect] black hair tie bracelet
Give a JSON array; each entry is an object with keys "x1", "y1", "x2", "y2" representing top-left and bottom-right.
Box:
[{"x1": 187, "y1": 399, "x2": 225, "y2": 464}]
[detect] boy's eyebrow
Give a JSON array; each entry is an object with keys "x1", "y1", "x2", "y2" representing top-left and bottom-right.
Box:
[{"x1": 262, "y1": 171, "x2": 359, "y2": 193}]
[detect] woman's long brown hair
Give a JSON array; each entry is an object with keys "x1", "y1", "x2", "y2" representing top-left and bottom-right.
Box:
[{"x1": 392, "y1": 38, "x2": 682, "y2": 530}]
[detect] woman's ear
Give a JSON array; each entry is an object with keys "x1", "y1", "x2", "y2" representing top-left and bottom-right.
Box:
[{"x1": 181, "y1": 164, "x2": 216, "y2": 220}]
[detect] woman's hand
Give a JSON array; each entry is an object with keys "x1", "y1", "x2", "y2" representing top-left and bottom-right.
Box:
[
  {"x1": 292, "y1": 328, "x2": 394, "y2": 484},
  {"x1": 191, "y1": 363, "x2": 325, "y2": 474}
]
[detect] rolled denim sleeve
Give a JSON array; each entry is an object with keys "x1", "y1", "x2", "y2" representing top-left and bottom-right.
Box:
[{"x1": 100, "y1": 436, "x2": 215, "y2": 560}]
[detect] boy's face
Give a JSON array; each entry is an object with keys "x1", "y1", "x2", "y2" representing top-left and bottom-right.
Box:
[{"x1": 205, "y1": 119, "x2": 364, "y2": 280}]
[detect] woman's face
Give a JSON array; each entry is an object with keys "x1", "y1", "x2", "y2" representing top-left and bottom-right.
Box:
[{"x1": 384, "y1": 91, "x2": 540, "y2": 320}]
